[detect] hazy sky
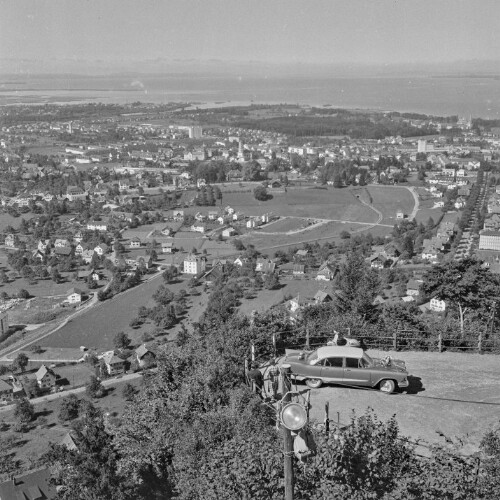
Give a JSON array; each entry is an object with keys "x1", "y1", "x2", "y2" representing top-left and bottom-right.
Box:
[{"x1": 1, "y1": 0, "x2": 499, "y2": 66}]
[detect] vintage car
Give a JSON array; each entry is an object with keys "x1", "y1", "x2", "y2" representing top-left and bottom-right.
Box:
[{"x1": 280, "y1": 345, "x2": 409, "y2": 394}]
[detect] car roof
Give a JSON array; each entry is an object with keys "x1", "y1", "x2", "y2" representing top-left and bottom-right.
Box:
[{"x1": 316, "y1": 346, "x2": 364, "y2": 359}]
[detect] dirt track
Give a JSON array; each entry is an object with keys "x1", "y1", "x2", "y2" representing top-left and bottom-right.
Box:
[{"x1": 304, "y1": 350, "x2": 500, "y2": 452}]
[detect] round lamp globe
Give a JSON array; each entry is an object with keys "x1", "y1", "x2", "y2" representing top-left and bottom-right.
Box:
[{"x1": 280, "y1": 403, "x2": 307, "y2": 431}]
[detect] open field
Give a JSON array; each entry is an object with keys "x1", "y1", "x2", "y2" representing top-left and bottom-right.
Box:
[
  {"x1": 37, "y1": 273, "x2": 207, "y2": 350},
  {"x1": 364, "y1": 186, "x2": 415, "y2": 224},
  {"x1": 0, "y1": 213, "x2": 36, "y2": 233},
  {"x1": 221, "y1": 188, "x2": 378, "y2": 221},
  {"x1": 39, "y1": 276, "x2": 165, "y2": 350},
  {"x1": 260, "y1": 217, "x2": 312, "y2": 233},
  {"x1": 307, "y1": 350, "x2": 500, "y2": 450},
  {"x1": 415, "y1": 207, "x2": 444, "y2": 224},
  {"x1": 244, "y1": 220, "x2": 379, "y2": 253},
  {"x1": 238, "y1": 278, "x2": 331, "y2": 316}
]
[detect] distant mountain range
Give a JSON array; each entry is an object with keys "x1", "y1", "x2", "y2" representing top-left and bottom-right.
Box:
[{"x1": 2, "y1": 57, "x2": 500, "y2": 78}]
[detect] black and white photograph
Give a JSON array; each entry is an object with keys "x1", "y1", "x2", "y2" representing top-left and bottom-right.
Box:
[{"x1": 1, "y1": 1, "x2": 500, "y2": 498}]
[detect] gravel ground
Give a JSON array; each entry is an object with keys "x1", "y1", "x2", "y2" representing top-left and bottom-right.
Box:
[{"x1": 297, "y1": 350, "x2": 500, "y2": 451}]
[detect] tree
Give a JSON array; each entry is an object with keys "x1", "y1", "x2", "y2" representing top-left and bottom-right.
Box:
[
  {"x1": 43, "y1": 403, "x2": 137, "y2": 499},
  {"x1": 22, "y1": 377, "x2": 40, "y2": 398},
  {"x1": 334, "y1": 251, "x2": 380, "y2": 318},
  {"x1": 152, "y1": 284, "x2": 174, "y2": 306},
  {"x1": 232, "y1": 239, "x2": 245, "y2": 251},
  {"x1": 14, "y1": 397, "x2": 34, "y2": 423},
  {"x1": 333, "y1": 173, "x2": 343, "y2": 188},
  {"x1": 253, "y1": 185, "x2": 269, "y2": 201},
  {"x1": 113, "y1": 331, "x2": 131, "y2": 350},
  {"x1": 51, "y1": 267, "x2": 62, "y2": 283},
  {"x1": 421, "y1": 258, "x2": 500, "y2": 337},
  {"x1": 58, "y1": 394, "x2": 80, "y2": 422},
  {"x1": 122, "y1": 383, "x2": 137, "y2": 401},
  {"x1": 263, "y1": 273, "x2": 280, "y2": 290},
  {"x1": 13, "y1": 352, "x2": 29, "y2": 373},
  {"x1": 86, "y1": 375, "x2": 106, "y2": 399}
]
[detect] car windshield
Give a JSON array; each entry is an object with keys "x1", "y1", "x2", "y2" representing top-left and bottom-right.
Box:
[
  {"x1": 306, "y1": 351, "x2": 319, "y2": 364},
  {"x1": 361, "y1": 353, "x2": 373, "y2": 367}
]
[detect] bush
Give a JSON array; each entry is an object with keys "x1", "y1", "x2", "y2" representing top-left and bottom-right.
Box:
[
  {"x1": 141, "y1": 332, "x2": 153, "y2": 343},
  {"x1": 24, "y1": 310, "x2": 60, "y2": 324},
  {"x1": 253, "y1": 185, "x2": 270, "y2": 201},
  {"x1": 0, "y1": 365, "x2": 10, "y2": 375},
  {"x1": 16, "y1": 289, "x2": 30, "y2": 299}
]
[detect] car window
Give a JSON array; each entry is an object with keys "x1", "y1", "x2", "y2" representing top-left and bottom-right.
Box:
[
  {"x1": 307, "y1": 351, "x2": 319, "y2": 364},
  {"x1": 323, "y1": 357, "x2": 343, "y2": 368},
  {"x1": 345, "y1": 357, "x2": 360, "y2": 368}
]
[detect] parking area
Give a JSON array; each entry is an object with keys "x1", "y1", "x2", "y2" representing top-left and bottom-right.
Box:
[{"x1": 305, "y1": 350, "x2": 500, "y2": 451}]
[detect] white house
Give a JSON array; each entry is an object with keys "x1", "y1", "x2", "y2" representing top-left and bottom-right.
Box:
[
  {"x1": 87, "y1": 221, "x2": 108, "y2": 232},
  {"x1": 183, "y1": 254, "x2": 206, "y2": 275},
  {"x1": 222, "y1": 227, "x2": 236, "y2": 238},
  {"x1": 67, "y1": 288, "x2": 83, "y2": 304},
  {"x1": 35, "y1": 365, "x2": 57, "y2": 389},
  {"x1": 430, "y1": 298, "x2": 446, "y2": 312}
]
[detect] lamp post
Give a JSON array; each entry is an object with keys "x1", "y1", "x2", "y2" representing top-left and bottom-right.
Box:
[{"x1": 280, "y1": 364, "x2": 294, "y2": 500}]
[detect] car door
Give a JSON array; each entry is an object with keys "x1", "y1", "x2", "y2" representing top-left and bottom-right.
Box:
[
  {"x1": 343, "y1": 357, "x2": 371, "y2": 387},
  {"x1": 320, "y1": 357, "x2": 344, "y2": 383}
]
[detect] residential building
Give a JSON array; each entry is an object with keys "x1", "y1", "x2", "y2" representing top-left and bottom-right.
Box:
[
  {"x1": 406, "y1": 279, "x2": 421, "y2": 296},
  {"x1": 161, "y1": 241, "x2": 174, "y2": 253},
  {"x1": 101, "y1": 351, "x2": 125, "y2": 375},
  {"x1": 314, "y1": 290, "x2": 332, "y2": 304},
  {"x1": 479, "y1": 230, "x2": 500, "y2": 251},
  {"x1": 430, "y1": 298, "x2": 446, "y2": 312},
  {"x1": 67, "y1": 287, "x2": 83, "y2": 303},
  {"x1": 87, "y1": 221, "x2": 108, "y2": 231},
  {"x1": 129, "y1": 237, "x2": 141, "y2": 248},
  {"x1": 316, "y1": 262, "x2": 335, "y2": 281},
  {"x1": 94, "y1": 243, "x2": 109, "y2": 256},
  {"x1": 183, "y1": 254, "x2": 207, "y2": 275},
  {"x1": 135, "y1": 344, "x2": 156, "y2": 367},
  {"x1": 4, "y1": 233, "x2": 16, "y2": 248},
  {"x1": 35, "y1": 365, "x2": 57, "y2": 389},
  {"x1": 55, "y1": 246, "x2": 72, "y2": 257},
  {"x1": 0, "y1": 467, "x2": 56, "y2": 500},
  {"x1": 54, "y1": 238, "x2": 69, "y2": 248}
]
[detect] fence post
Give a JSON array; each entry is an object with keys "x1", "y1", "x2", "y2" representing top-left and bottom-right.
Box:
[
  {"x1": 324, "y1": 402, "x2": 330, "y2": 435},
  {"x1": 478, "y1": 331, "x2": 483, "y2": 354},
  {"x1": 438, "y1": 332, "x2": 443, "y2": 353},
  {"x1": 393, "y1": 331, "x2": 397, "y2": 351}
]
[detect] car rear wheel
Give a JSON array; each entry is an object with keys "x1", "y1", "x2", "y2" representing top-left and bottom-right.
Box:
[
  {"x1": 306, "y1": 378, "x2": 323, "y2": 389},
  {"x1": 379, "y1": 379, "x2": 396, "y2": 394}
]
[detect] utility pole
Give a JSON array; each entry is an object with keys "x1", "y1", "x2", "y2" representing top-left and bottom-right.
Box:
[{"x1": 280, "y1": 363, "x2": 294, "y2": 500}]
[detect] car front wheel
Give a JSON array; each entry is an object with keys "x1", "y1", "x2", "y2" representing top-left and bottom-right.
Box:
[
  {"x1": 306, "y1": 378, "x2": 323, "y2": 389},
  {"x1": 379, "y1": 379, "x2": 396, "y2": 394}
]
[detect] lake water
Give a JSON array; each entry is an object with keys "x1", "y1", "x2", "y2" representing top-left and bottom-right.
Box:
[{"x1": 1, "y1": 73, "x2": 499, "y2": 118}]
